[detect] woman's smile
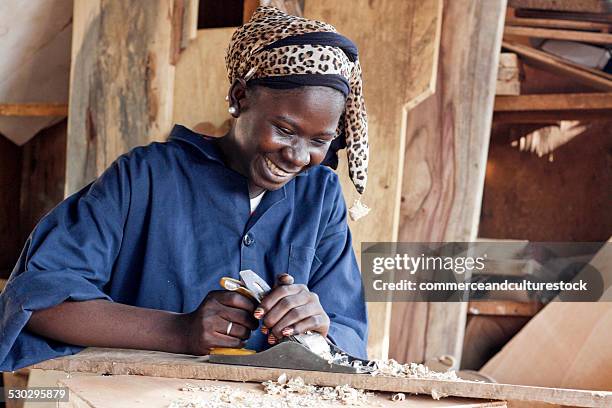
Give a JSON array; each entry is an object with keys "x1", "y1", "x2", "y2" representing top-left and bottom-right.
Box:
[{"x1": 261, "y1": 155, "x2": 295, "y2": 181}]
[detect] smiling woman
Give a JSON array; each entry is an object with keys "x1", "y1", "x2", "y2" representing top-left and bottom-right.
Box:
[{"x1": 0, "y1": 6, "x2": 370, "y2": 371}]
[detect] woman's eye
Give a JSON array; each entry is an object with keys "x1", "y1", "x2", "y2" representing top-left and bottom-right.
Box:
[
  {"x1": 276, "y1": 126, "x2": 293, "y2": 135},
  {"x1": 313, "y1": 139, "x2": 330, "y2": 146}
]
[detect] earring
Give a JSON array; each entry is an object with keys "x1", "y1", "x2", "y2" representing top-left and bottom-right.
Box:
[{"x1": 228, "y1": 106, "x2": 238, "y2": 116}]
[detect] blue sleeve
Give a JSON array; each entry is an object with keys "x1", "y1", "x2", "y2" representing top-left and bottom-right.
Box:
[
  {"x1": 308, "y1": 176, "x2": 368, "y2": 359},
  {"x1": 0, "y1": 157, "x2": 131, "y2": 371}
]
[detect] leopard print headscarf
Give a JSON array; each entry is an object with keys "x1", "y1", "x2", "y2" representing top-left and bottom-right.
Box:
[{"x1": 226, "y1": 7, "x2": 369, "y2": 216}]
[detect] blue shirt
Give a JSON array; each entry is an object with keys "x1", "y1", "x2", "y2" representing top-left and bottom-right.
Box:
[{"x1": 0, "y1": 125, "x2": 368, "y2": 371}]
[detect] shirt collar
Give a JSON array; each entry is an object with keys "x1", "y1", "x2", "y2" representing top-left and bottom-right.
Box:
[{"x1": 169, "y1": 124, "x2": 309, "y2": 176}]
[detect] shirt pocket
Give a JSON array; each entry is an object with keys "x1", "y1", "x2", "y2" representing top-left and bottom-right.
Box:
[{"x1": 287, "y1": 244, "x2": 323, "y2": 283}]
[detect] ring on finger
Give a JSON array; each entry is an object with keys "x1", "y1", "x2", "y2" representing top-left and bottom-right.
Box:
[{"x1": 226, "y1": 321, "x2": 233, "y2": 336}]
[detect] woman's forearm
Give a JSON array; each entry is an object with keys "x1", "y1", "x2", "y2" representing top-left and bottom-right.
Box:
[{"x1": 26, "y1": 299, "x2": 189, "y2": 354}]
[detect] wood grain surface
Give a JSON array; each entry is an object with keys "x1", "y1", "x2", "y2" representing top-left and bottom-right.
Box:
[
  {"x1": 57, "y1": 374, "x2": 506, "y2": 408},
  {"x1": 31, "y1": 348, "x2": 611, "y2": 407},
  {"x1": 66, "y1": 0, "x2": 176, "y2": 194},
  {"x1": 391, "y1": 0, "x2": 507, "y2": 365},
  {"x1": 304, "y1": 0, "x2": 442, "y2": 361}
]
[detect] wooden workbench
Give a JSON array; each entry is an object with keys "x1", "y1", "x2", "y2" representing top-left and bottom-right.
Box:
[
  {"x1": 57, "y1": 375, "x2": 506, "y2": 408},
  {"x1": 32, "y1": 348, "x2": 612, "y2": 407}
]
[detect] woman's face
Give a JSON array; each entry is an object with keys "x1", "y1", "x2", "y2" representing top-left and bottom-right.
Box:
[{"x1": 230, "y1": 85, "x2": 345, "y2": 191}]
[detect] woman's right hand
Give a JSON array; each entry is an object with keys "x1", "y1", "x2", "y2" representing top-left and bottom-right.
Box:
[{"x1": 183, "y1": 290, "x2": 259, "y2": 355}]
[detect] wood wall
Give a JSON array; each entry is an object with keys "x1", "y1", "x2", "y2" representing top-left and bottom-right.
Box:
[{"x1": 390, "y1": 0, "x2": 507, "y2": 365}]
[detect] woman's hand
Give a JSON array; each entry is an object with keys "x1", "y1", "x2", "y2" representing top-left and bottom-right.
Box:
[
  {"x1": 184, "y1": 291, "x2": 259, "y2": 354},
  {"x1": 256, "y1": 274, "x2": 330, "y2": 345}
]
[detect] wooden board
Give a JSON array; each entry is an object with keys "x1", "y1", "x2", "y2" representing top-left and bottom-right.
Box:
[
  {"x1": 0, "y1": 0, "x2": 71, "y2": 146},
  {"x1": 304, "y1": 0, "x2": 442, "y2": 361},
  {"x1": 173, "y1": 28, "x2": 235, "y2": 137},
  {"x1": 19, "y1": 120, "x2": 67, "y2": 245},
  {"x1": 496, "y1": 53, "x2": 521, "y2": 95},
  {"x1": 30, "y1": 348, "x2": 612, "y2": 407},
  {"x1": 0, "y1": 104, "x2": 68, "y2": 117},
  {"x1": 2, "y1": 370, "x2": 28, "y2": 408},
  {"x1": 467, "y1": 301, "x2": 543, "y2": 317},
  {"x1": 502, "y1": 41, "x2": 612, "y2": 92},
  {"x1": 504, "y1": 26, "x2": 612, "y2": 44},
  {"x1": 508, "y1": 0, "x2": 612, "y2": 13},
  {"x1": 57, "y1": 375, "x2": 505, "y2": 408},
  {"x1": 495, "y1": 92, "x2": 612, "y2": 110},
  {"x1": 391, "y1": 0, "x2": 507, "y2": 366},
  {"x1": 481, "y1": 240, "x2": 612, "y2": 407},
  {"x1": 493, "y1": 92, "x2": 612, "y2": 122},
  {"x1": 505, "y1": 16, "x2": 611, "y2": 31},
  {"x1": 66, "y1": 0, "x2": 176, "y2": 194}
]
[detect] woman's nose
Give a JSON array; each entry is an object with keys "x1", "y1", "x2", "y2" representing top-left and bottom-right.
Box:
[{"x1": 282, "y1": 140, "x2": 310, "y2": 168}]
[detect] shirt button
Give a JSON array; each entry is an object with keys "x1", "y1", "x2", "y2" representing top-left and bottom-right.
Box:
[{"x1": 243, "y1": 233, "x2": 254, "y2": 247}]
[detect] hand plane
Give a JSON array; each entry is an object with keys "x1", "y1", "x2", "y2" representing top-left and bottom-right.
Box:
[{"x1": 208, "y1": 270, "x2": 371, "y2": 373}]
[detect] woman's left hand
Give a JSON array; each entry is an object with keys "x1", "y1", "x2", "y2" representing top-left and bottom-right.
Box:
[{"x1": 255, "y1": 274, "x2": 330, "y2": 345}]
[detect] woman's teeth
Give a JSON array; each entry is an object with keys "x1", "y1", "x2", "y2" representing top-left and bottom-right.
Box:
[{"x1": 265, "y1": 157, "x2": 290, "y2": 177}]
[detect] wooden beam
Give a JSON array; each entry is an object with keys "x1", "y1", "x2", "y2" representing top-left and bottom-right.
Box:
[
  {"x1": 32, "y1": 348, "x2": 612, "y2": 407},
  {"x1": 0, "y1": 103, "x2": 68, "y2": 117},
  {"x1": 494, "y1": 93, "x2": 612, "y2": 111},
  {"x1": 509, "y1": 0, "x2": 612, "y2": 13},
  {"x1": 505, "y1": 16, "x2": 611, "y2": 32},
  {"x1": 515, "y1": 9, "x2": 612, "y2": 24},
  {"x1": 59, "y1": 375, "x2": 506, "y2": 408},
  {"x1": 67, "y1": 0, "x2": 177, "y2": 195},
  {"x1": 502, "y1": 41, "x2": 612, "y2": 92},
  {"x1": 180, "y1": 0, "x2": 198, "y2": 49},
  {"x1": 505, "y1": 26, "x2": 612, "y2": 44},
  {"x1": 493, "y1": 109, "x2": 611, "y2": 122},
  {"x1": 391, "y1": 0, "x2": 507, "y2": 367},
  {"x1": 304, "y1": 0, "x2": 443, "y2": 360},
  {"x1": 467, "y1": 301, "x2": 544, "y2": 317}
]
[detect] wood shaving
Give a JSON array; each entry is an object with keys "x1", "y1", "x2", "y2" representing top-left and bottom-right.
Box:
[
  {"x1": 168, "y1": 375, "x2": 372, "y2": 407},
  {"x1": 391, "y1": 392, "x2": 405, "y2": 401}
]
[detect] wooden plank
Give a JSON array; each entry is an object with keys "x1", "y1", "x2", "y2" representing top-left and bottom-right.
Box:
[
  {"x1": 493, "y1": 109, "x2": 612, "y2": 122},
  {"x1": 494, "y1": 93, "x2": 612, "y2": 111},
  {"x1": 173, "y1": 28, "x2": 235, "y2": 136},
  {"x1": 19, "y1": 120, "x2": 67, "y2": 245},
  {"x1": 505, "y1": 16, "x2": 611, "y2": 32},
  {"x1": 515, "y1": 9, "x2": 612, "y2": 24},
  {"x1": 481, "y1": 303, "x2": 612, "y2": 396},
  {"x1": 180, "y1": 0, "x2": 198, "y2": 50},
  {"x1": 504, "y1": 26, "x2": 612, "y2": 44},
  {"x1": 0, "y1": 104, "x2": 68, "y2": 117},
  {"x1": 0, "y1": 278, "x2": 7, "y2": 291},
  {"x1": 508, "y1": 0, "x2": 612, "y2": 13},
  {"x1": 57, "y1": 375, "x2": 505, "y2": 408},
  {"x1": 481, "y1": 241, "x2": 612, "y2": 405},
  {"x1": 2, "y1": 370, "x2": 28, "y2": 408},
  {"x1": 467, "y1": 301, "x2": 543, "y2": 317},
  {"x1": 496, "y1": 53, "x2": 521, "y2": 95},
  {"x1": 391, "y1": 0, "x2": 507, "y2": 366},
  {"x1": 66, "y1": 0, "x2": 176, "y2": 195},
  {"x1": 304, "y1": 0, "x2": 442, "y2": 360},
  {"x1": 502, "y1": 41, "x2": 612, "y2": 91},
  {"x1": 31, "y1": 348, "x2": 612, "y2": 407}
]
